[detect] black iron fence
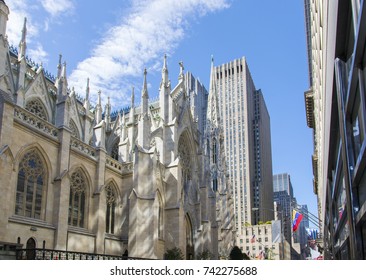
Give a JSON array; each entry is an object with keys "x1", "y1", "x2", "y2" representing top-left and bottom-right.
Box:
[{"x1": 16, "y1": 249, "x2": 148, "y2": 260}]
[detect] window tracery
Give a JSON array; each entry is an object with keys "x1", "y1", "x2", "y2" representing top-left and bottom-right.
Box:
[
  {"x1": 69, "y1": 119, "x2": 80, "y2": 139},
  {"x1": 15, "y1": 150, "x2": 45, "y2": 219},
  {"x1": 105, "y1": 183, "x2": 116, "y2": 234},
  {"x1": 68, "y1": 170, "x2": 87, "y2": 228},
  {"x1": 25, "y1": 99, "x2": 47, "y2": 121},
  {"x1": 178, "y1": 135, "x2": 192, "y2": 183}
]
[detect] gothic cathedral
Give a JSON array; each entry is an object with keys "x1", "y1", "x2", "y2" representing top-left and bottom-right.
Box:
[{"x1": 0, "y1": 1, "x2": 234, "y2": 259}]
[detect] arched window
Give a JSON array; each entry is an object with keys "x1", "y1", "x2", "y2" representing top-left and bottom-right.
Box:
[
  {"x1": 111, "y1": 141, "x2": 119, "y2": 161},
  {"x1": 105, "y1": 183, "x2": 116, "y2": 234},
  {"x1": 212, "y1": 138, "x2": 217, "y2": 164},
  {"x1": 158, "y1": 195, "x2": 163, "y2": 239},
  {"x1": 25, "y1": 99, "x2": 48, "y2": 121},
  {"x1": 178, "y1": 134, "x2": 192, "y2": 185},
  {"x1": 15, "y1": 150, "x2": 46, "y2": 219},
  {"x1": 69, "y1": 119, "x2": 80, "y2": 139},
  {"x1": 68, "y1": 170, "x2": 87, "y2": 228}
]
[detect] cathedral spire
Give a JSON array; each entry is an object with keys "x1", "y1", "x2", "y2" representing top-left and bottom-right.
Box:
[
  {"x1": 84, "y1": 78, "x2": 90, "y2": 112},
  {"x1": 95, "y1": 90, "x2": 102, "y2": 124},
  {"x1": 56, "y1": 58, "x2": 68, "y2": 98},
  {"x1": 159, "y1": 54, "x2": 171, "y2": 124},
  {"x1": 142, "y1": 68, "x2": 149, "y2": 115},
  {"x1": 209, "y1": 55, "x2": 216, "y2": 96},
  {"x1": 208, "y1": 56, "x2": 220, "y2": 123},
  {"x1": 162, "y1": 54, "x2": 168, "y2": 85},
  {"x1": 131, "y1": 86, "x2": 135, "y2": 108},
  {"x1": 142, "y1": 68, "x2": 148, "y2": 98},
  {"x1": 138, "y1": 68, "x2": 150, "y2": 149},
  {"x1": 130, "y1": 86, "x2": 136, "y2": 128},
  {"x1": 18, "y1": 17, "x2": 27, "y2": 60},
  {"x1": 61, "y1": 61, "x2": 67, "y2": 78},
  {"x1": 105, "y1": 96, "x2": 111, "y2": 129},
  {"x1": 121, "y1": 111, "x2": 126, "y2": 140},
  {"x1": 56, "y1": 54, "x2": 62, "y2": 80},
  {"x1": 61, "y1": 61, "x2": 68, "y2": 95}
]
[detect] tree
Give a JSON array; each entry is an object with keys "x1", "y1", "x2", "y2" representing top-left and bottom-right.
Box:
[
  {"x1": 229, "y1": 246, "x2": 244, "y2": 260},
  {"x1": 164, "y1": 247, "x2": 184, "y2": 260},
  {"x1": 196, "y1": 249, "x2": 213, "y2": 260},
  {"x1": 243, "y1": 252, "x2": 250, "y2": 260}
]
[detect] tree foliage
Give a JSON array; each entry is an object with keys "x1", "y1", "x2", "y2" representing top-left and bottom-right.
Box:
[
  {"x1": 196, "y1": 249, "x2": 213, "y2": 260},
  {"x1": 229, "y1": 246, "x2": 244, "y2": 260},
  {"x1": 164, "y1": 247, "x2": 184, "y2": 260}
]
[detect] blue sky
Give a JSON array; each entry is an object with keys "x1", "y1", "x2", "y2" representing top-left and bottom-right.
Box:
[{"x1": 6, "y1": 0, "x2": 317, "y2": 218}]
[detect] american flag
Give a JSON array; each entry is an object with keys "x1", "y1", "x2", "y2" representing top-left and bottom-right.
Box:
[{"x1": 250, "y1": 234, "x2": 256, "y2": 243}]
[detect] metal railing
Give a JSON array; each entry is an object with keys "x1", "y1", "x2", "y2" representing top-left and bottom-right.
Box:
[{"x1": 16, "y1": 249, "x2": 150, "y2": 260}]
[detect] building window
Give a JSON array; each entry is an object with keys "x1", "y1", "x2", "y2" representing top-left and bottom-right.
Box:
[
  {"x1": 351, "y1": 86, "x2": 364, "y2": 163},
  {"x1": 158, "y1": 195, "x2": 164, "y2": 239},
  {"x1": 105, "y1": 183, "x2": 116, "y2": 234},
  {"x1": 69, "y1": 119, "x2": 80, "y2": 139},
  {"x1": 15, "y1": 150, "x2": 46, "y2": 219},
  {"x1": 68, "y1": 170, "x2": 87, "y2": 228},
  {"x1": 212, "y1": 139, "x2": 217, "y2": 164},
  {"x1": 178, "y1": 134, "x2": 192, "y2": 184},
  {"x1": 357, "y1": 171, "x2": 366, "y2": 212},
  {"x1": 111, "y1": 140, "x2": 119, "y2": 160},
  {"x1": 25, "y1": 99, "x2": 48, "y2": 121},
  {"x1": 213, "y1": 178, "x2": 218, "y2": 192}
]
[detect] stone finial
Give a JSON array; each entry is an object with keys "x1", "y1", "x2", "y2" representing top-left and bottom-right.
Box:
[{"x1": 142, "y1": 68, "x2": 148, "y2": 98}]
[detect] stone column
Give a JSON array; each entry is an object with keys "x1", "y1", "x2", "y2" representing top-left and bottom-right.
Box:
[{"x1": 52, "y1": 127, "x2": 71, "y2": 250}]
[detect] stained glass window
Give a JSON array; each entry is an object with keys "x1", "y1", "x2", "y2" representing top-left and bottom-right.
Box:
[
  {"x1": 68, "y1": 170, "x2": 87, "y2": 228},
  {"x1": 105, "y1": 183, "x2": 116, "y2": 234},
  {"x1": 15, "y1": 150, "x2": 45, "y2": 219}
]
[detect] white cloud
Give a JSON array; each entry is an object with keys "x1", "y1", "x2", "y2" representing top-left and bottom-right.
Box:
[
  {"x1": 40, "y1": 0, "x2": 74, "y2": 18},
  {"x1": 5, "y1": 0, "x2": 74, "y2": 68},
  {"x1": 6, "y1": 0, "x2": 39, "y2": 47},
  {"x1": 28, "y1": 43, "x2": 49, "y2": 64},
  {"x1": 69, "y1": 0, "x2": 230, "y2": 108}
]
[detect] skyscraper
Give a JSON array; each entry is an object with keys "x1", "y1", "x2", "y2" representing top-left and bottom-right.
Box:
[
  {"x1": 273, "y1": 173, "x2": 294, "y2": 246},
  {"x1": 273, "y1": 173, "x2": 294, "y2": 197},
  {"x1": 213, "y1": 57, "x2": 274, "y2": 241}
]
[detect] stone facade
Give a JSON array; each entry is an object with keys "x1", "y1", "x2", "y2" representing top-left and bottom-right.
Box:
[{"x1": 0, "y1": 1, "x2": 234, "y2": 259}]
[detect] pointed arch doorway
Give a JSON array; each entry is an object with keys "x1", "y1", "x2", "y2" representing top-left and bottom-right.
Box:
[{"x1": 26, "y1": 238, "x2": 36, "y2": 260}]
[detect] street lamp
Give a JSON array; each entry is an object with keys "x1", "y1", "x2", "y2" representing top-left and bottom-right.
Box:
[{"x1": 252, "y1": 207, "x2": 285, "y2": 260}]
